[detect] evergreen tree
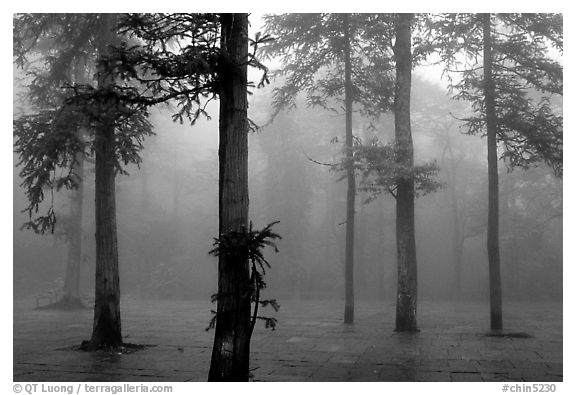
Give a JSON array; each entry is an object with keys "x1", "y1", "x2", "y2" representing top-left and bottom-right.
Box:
[
  {"x1": 114, "y1": 13, "x2": 275, "y2": 380},
  {"x1": 207, "y1": 13, "x2": 252, "y2": 380},
  {"x1": 262, "y1": 13, "x2": 395, "y2": 324},
  {"x1": 429, "y1": 13, "x2": 562, "y2": 330},
  {"x1": 351, "y1": 16, "x2": 440, "y2": 332},
  {"x1": 14, "y1": 13, "x2": 154, "y2": 347},
  {"x1": 13, "y1": 15, "x2": 94, "y2": 309},
  {"x1": 393, "y1": 13, "x2": 418, "y2": 332}
]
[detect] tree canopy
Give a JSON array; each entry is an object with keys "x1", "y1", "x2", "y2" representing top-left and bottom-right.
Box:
[{"x1": 429, "y1": 13, "x2": 563, "y2": 176}]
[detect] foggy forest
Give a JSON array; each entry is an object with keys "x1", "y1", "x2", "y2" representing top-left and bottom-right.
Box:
[{"x1": 12, "y1": 13, "x2": 563, "y2": 384}]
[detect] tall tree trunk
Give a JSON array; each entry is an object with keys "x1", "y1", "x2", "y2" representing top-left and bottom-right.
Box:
[
  {"x1": 343, "y1": 13, "x2": 355, "y2": 324},
  {"x1": 482, "y1": 13, "x2": 503, "y2": 331},
  {"x1": 63, "y1": 144, "x2": 84, "y2": 304},
  {"x1": 89, "y1": 13, "x2": 122, "y2": 348},
  {"x1": 393, "y1": 13, "x2": 418, "y2": 332},
  {"x1": 208, "y1": 13, "x2": 251, "y2": 382}
]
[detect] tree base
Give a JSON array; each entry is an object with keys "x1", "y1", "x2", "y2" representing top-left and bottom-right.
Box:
[
  {"x1": 394, "y1": 328, "x2": 421, "y2": 333},
  {"x1": 77, "y1": 341, "x2": 152, "y2": 353},
  {"x1": 485, "y1": 331, "x2": 532, "y2": 339}
]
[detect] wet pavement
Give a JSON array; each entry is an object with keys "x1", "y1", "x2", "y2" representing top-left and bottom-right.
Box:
[{"x1": 13, "y1": 298, "x2": 562, "y2": 382}]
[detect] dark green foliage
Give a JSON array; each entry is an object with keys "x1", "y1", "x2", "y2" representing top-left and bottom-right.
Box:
[{"x1": 207, "y1": 222, "x2": 281, "y2": 333}]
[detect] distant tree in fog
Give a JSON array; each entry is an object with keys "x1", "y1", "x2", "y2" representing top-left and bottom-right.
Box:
[
  {"x1": 430, "y1": 13, "x2": 562, "y2": 330},
  {"x1": 262, "y1": 13, "x2": 395, "y2": 324},
  {"x1": 410, "y1": 79, "x2": 473, "y2": 298},
  {"x1": 500, "y1": 165, "x2": 562, "y2": 299},
  {"x1": 12, "y1": 15, "x2": 94, "y2": 309}
]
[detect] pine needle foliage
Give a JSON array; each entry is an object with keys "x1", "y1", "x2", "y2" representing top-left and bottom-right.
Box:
[
  {"x1": 352, "y1": 138, "x2": 443, "y2": 203},
  {"x1": 207, "y1": 221, "x2": 282, "y2": 334},
  {"x1": 13, "y1": 13, "x2": 154, "y2": 234},
  {"x1": 427, "y1": 13, "x2": 562, "y2": 177},
  {"x1": 14, "y1": 13, "x2": 272, "y2": 234}
]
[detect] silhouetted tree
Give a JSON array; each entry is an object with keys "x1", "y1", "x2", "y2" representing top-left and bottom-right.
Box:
[
  {"x1": 114, "y1": 13, "x2": 274, "y2": 380},
  {"x1": 207, "y1": 13, "x2": 252, "y2": 380}
]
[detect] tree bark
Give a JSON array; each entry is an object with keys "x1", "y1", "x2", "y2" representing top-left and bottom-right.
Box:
[
  {"x1": 343, "y1": 13, "x2": 355, "y2": 325},
  {"x1": 393, "y1": 13, "x2": 418, "y2": 332},
  {"x1": 482, "y1": 13, "x2": 503, "y2": 331},
  {"x1": 89, "y1": 13, "x2": 122, "y2": 348},
  {"x1": 208, "y1": 13, "x2": 251, "y2": 382}
]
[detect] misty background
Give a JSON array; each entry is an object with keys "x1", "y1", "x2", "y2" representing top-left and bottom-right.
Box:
[{"x1": 12, "y1": 62, "x2": 563, "y2": 304}]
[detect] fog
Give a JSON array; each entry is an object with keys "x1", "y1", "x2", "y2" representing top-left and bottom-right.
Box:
[{"x1": 13, "y1": 71, "x2": 563, "y2": 305}]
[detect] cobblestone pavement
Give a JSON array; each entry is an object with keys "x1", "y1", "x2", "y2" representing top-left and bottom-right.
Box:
[{"x1": 13, "y1": 298, "x2": 562, "y2": 382}]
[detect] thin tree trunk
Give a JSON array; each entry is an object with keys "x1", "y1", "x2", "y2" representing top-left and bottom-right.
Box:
[
  {"x1": 89, "y1": 13, "x2": 122, "y2": 348},
  {"x1": 378, "y1": 198, "x2": 387, "y2": 301},
  {"x1": 208, "y1": 13, "x2": 251, "y2": 382},
  {"x1": 482, "y1": 13, "x2": 503, "y2": 331},
  {"x1": 343, "y1": 13, "x2": 355, "y2": 324},
  {"x1": 444, "y1": 141, "x2": 463, "y2": 298},
  {"x1": 63, "y1": 64, "x2": 87, "y2": 306},
  {"x1": 63, "y1": 145, "x2": 84, "y2": 304},
  {"x1": 139, "y1": 166, "x2": 152, "y2": 295},
  {"x1": 393, "y1": 13, "x2": 418, "y2": 332}
]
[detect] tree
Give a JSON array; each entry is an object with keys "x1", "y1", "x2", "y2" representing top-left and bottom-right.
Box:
[
  {"x1": 482, "y1": 13, "x2": 503, "y2": 331},
  {"x1": 410, "y1": 78, "x2": 473, "y2": 298},
  {"x1": 342, "y1": 13, "x2": 356, "y2": 324},
  {"x1": 13, "y1": 21, "x2": 91, "y2": 309},
  {"x1": 262, "y1": 13, "x2": 394, "y2": 324},
  {"x1": 14, "y1": 13, "x2": 153, "y2": 348},
  {"x1": 15, "y1": 12, "x2": 275, "y2": 373},
  {"x1": 207, "y1": 13, "x2": 251, "y2": 380},
  {"x1": 89, "y1": 13, "x2": 123, "y2": 348},
  {"x1": 499, "y1": 165, "x2": 562, "y2": 298},
  {"x1": 392, "y1": 13, "x2": 418, "y2": 332},
  {"x1": 352, "y1": 16, "x2": 440, "y2": 332},
  {"x1": 61, "y1": 131, "x2": 85, "y2": 307},
  {"x1": 114, "y1": 13, "x2": 276, "y2": 380},
  {"x1": 430, "y1": 13, "x2": 562, "y2": 330}
]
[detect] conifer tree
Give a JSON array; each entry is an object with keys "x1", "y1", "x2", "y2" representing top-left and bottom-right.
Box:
[
  {"x1": 262, "y1": 13, "x2": 395, "y2": 324},
  {"x1": 14, "y1": 13, "x2": 153, "y2": 347},
  {"x1": 392, "y1": 13, "x2": 418, "y2": 332},
  {"x1": 429, "y1": 13, "x2": 562, "y2": 330},
  {"x1": 112, "y1": 13, "x2": 276, "y2": 379}
]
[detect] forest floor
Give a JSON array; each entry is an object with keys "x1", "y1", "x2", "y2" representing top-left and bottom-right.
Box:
[{"x1": 13, "y1": 298, "x2": 562, "y2": 382}]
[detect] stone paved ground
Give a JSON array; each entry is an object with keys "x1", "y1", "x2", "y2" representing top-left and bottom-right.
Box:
[{"x1": 13, "y1": 298, "x2": 562, "y2": 382}]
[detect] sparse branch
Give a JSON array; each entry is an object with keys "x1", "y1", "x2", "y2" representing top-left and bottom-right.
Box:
[{"x1": 299, "y1": 145, "x2": 338, "y2": 167}]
